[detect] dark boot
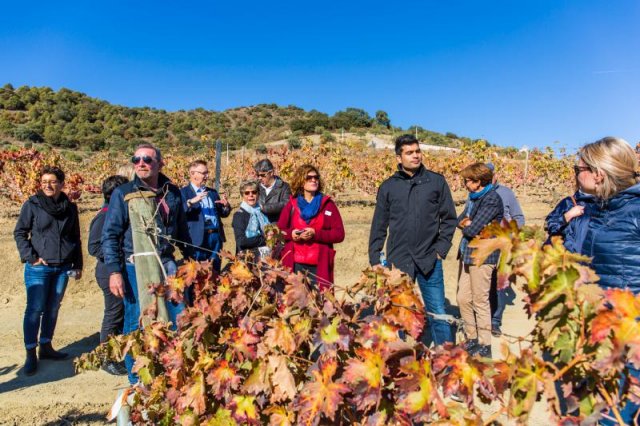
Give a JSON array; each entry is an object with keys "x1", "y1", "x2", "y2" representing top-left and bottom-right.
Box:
[
  {"x1": 39, "y1": 342, "x2": 68, "y2": 360},
  {"x1": 24, "y1": 348, "x2": 37, "y2": 376},
  {"x1": 461, "y1": 338, "x2": 478, "y2": 354},
  {"x1": 475, "y1": 344, "x2": 492, "y2": 358}
]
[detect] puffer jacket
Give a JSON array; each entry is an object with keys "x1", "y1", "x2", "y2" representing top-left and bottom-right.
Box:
[
  {"x1": 581, "y1": 183, "x2": 640, "y2": 293},
  {"x1": 545, "y1": 191, "x2": 597, "y2": 253}
]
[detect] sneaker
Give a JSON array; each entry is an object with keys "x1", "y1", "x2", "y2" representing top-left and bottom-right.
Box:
[
  {"x1": 475, "y1": 344, "x2": 492, "y2": 358},
  {"x1": 461, "y1": 338, "x2": 478, "y2": 354},
  {"x1": 491, "y1": 325, "x2": 502, "y2": 337},
  {"x1": 102, "y1": 361, "x2": 128, "y2": 376}
]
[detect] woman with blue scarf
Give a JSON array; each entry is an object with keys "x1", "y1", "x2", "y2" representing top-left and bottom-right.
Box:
[
  {"x1": 456, "y1": 163, "x2": 503, "y2": 358},
  {"x1": 232, "y1": 180, "x2": 271, "y2": 258},
  {"x1": 277, "y1": 164, "x2": 345, "y2": 291}
]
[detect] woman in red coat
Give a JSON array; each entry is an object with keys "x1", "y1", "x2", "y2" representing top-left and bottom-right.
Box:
[{"x1": 277, "y1": 164, "x2": 345, "y2": 291}]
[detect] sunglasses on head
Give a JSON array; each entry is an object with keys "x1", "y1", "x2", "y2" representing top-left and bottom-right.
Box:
[
  {"x1": 243, "y1": 190, "x2": 258, "y2": 195},
  {"x1": 305, "y1": 174, "x2": 319, "y2": 181},
  {"x1": 131, "y1": 155, "x2": 154, "y2": 165}
]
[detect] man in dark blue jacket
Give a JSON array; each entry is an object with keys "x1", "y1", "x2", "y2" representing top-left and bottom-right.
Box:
[
  {"x1": 180, "y1": 160, "x2": 231, "y2": 272},
  {"x1": 369, "y1": 134, "x2": 457, "y2": 346},
  {"x1": 102, "y1": 143, "x2": 192, "y2": 384}
]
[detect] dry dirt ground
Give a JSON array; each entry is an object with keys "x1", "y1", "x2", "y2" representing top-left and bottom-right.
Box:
[{"x1": 0, "y1": 191, "x2": 558, "y2": 425}]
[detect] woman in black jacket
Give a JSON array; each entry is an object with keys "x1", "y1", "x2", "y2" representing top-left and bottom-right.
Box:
[
  {"x1": 232, "y1": 180, "x2": 271, "y2": 258},
  {"x1": 87, "y1": 174, "x2": 128, "y2": 376},
  {"x1": 13, "y1": 166, "x2": 83, "y2": 376}
]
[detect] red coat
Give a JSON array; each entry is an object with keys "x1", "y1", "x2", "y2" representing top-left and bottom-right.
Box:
[{"x1": 277, "y1": 196, "x2": 345, "y2": 290}]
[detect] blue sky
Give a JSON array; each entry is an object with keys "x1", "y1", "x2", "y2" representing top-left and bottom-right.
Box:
[{"x1": 0, "y1": 0, "x2": 638, "y2": 151}]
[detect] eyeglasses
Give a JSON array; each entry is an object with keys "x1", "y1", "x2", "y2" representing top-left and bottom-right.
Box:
[
  {"x1": 305, "y1": 174, "x2": 320, "y2": 181},
  {"x1": 574, "y1": 166, "x2": 591, "y2": 175},
  {"x1": 41, "y1": 180, "x2": 60, "y2": 186},
  {"x1": 131, "y1": 155, "x2": 155, "y2": 165},
  {"x1": 243, "y1": 190, "x2": 258, "y2": 195},
  {"x1": 257, "y1": 171, "x2": 272, "y2": 178},
  {"x1": 193, "y1": 170, "x2": 209, "y2": 176}
]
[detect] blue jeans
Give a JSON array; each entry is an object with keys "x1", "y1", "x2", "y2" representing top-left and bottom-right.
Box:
[
  {"x1": 123, "y1": 260, "x2": 185, "y2": 384},
  {"x1": 23, "y1": 263, "x2": 70, "y2": 349},
  {"x1": 416, "y1": 260, "x2": 453, "y2": 346},
  {"x1": 193, "y1": 231, "x2": 223, "y2": 272}
]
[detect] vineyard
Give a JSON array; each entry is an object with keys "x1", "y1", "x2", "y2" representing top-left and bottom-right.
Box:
[
  {"x1": 0, "y1": 138, "x2": 574, "y2": 205},
  {"x1": 74, "y1": 223, "x2": 640, "y2": 425},
  {"x1": 1, "y1": 138, "x2": 618, "y2": 425}
]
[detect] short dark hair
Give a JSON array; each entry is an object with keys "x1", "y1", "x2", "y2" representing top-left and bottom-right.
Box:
[
  {"x1": 40, "y1": 166, "x2": 65, "y2": 183},
  {"x1": 102, "y1": 175, "x2": 129, "y2": 202},
  {"x1": 460, "y1": 163, "x2": 493, "y2": 186},
  {"x1": 395, "y1": 134, "x2": 419, "y2": 155},
  {"x1": 254, "y1": 159, "x2": 274, "y2": 173}
]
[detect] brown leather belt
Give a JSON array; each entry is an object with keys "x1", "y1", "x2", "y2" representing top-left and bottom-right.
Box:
[{"x1": 205, "y1": 229, "x2": 219, "y2": 234}]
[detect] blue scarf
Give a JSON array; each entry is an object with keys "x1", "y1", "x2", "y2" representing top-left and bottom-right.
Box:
[
  {"x1": 297, "y1": 194, "x2": 323, "y2": 224},
  {"x1": 240, "y1": 201, "x2": 270, "y2": 238},
  {"x1": 465, "y1": 183, "x2": 494, "y2": 215},
  {"x1": 460, "y1": 184, "x2": 494, "y2": 256}
]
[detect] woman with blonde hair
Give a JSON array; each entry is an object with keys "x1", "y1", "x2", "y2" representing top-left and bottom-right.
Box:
[
  {"x1": 277, "y1": 164, "x2": 345, "y2": 291},
  {"x1": 579, "y1": 137, "x2": 640, "y2": 425}
]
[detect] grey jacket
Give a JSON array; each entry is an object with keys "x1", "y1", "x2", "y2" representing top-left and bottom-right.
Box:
[
  {"x1": 258, "y1": 177, "x2": 292, "y2": 223},
  {"x1": 494, "y1": 183, "x2": 525, "y2": 227}
]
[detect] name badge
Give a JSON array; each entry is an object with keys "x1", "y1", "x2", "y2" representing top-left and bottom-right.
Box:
[{"x1": 325, "y1": 210, "x2": 332, "y2": 216}]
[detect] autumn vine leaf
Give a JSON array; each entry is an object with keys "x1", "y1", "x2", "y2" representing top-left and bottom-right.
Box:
[
  {"x1": 294, "y1": 358, "x2": 350, "y2": 426},
  {"x1": 591, "y1": 289, "x2": 640, "y2": 368},
  {"x1": 341, "y1": 347, "x2": 388, "y2": 410},
  {"x1": 469, "y1": 220, "x2": 518, "y2": 290},
  {"x1": 395, "y1": 356, "x2": 446, "y2": 421}
]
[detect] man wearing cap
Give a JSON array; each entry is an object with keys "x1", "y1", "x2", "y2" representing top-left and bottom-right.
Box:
[
  {"x1": 254, "y1": 159, "x2": 292, "y2": 223},
  {"x1": 181, "y1": 160, "x2": 231, "y2": 272},
  {"x1": 486, "y1": 162, "x2": 525, "y2": 337}
]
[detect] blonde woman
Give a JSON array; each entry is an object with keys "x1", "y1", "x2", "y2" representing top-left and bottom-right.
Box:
[{"x1": 579, "y1": 137, "x2": 640, "y2": 425}]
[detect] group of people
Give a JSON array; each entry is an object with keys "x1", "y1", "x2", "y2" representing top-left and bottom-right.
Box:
[
  {"x1": 369, "y1": 135, "x2": 524, "y2": 358},
  {"x1": 13, "y1": 135, "x2": 640, "y2": 422},
  {"x1": 13, "y1": 142, "x2": 345, "y2": 381}
]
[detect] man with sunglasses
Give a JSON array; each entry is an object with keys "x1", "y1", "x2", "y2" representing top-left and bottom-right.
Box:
[
  {"x1": 180, "y1": 159, "x2": 231, "y2": 271},
  {"x1": 101, "y1": 143, "x2": 192, "y2": 384},
  {"x1": 254, "y1": 159, "x2": 292, "y2": 223}
]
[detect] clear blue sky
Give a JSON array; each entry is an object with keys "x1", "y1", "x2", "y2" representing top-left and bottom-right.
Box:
[{"x1": 1, "y1": 0, "x2": 638, "y2": 151}]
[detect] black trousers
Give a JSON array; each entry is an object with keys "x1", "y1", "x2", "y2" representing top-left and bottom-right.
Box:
[{"x1": 96, "y1": 275, "x2": 124, "y2": 343}]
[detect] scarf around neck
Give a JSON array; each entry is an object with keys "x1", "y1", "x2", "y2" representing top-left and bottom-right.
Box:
[
  {"x1": 297, "y1": 193, "x2": 323, "y2": 223},
  {"x1": 241, "y1": 201, "x2": 269, "y2": 238},
  {"x1": 36, "y1": 190, "x2": 70, "y2": 218}
]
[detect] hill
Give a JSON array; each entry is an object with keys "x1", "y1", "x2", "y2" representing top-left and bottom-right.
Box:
[{"x1": 0, "y1": 84, "x2": 469, "y2": 154}]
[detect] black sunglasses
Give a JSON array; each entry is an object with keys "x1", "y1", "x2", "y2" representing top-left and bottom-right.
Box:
[
  {"x1": 573, "y1": 165, "x2": 591, "y2": 175},
  {"x1": 131, "y1": 155, "x2": 155, "y2": 165},
  {"x1": 305, "y1": 174, "x2": 320, "y2": 181}
]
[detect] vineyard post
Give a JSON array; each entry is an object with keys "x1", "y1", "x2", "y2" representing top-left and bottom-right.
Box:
[
  {"x1": 215, "y1": 139, "x2": 222, "y2": 192},
  {"x1": 520, "y1": 145, "x2": 529, "y2": 196}
]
